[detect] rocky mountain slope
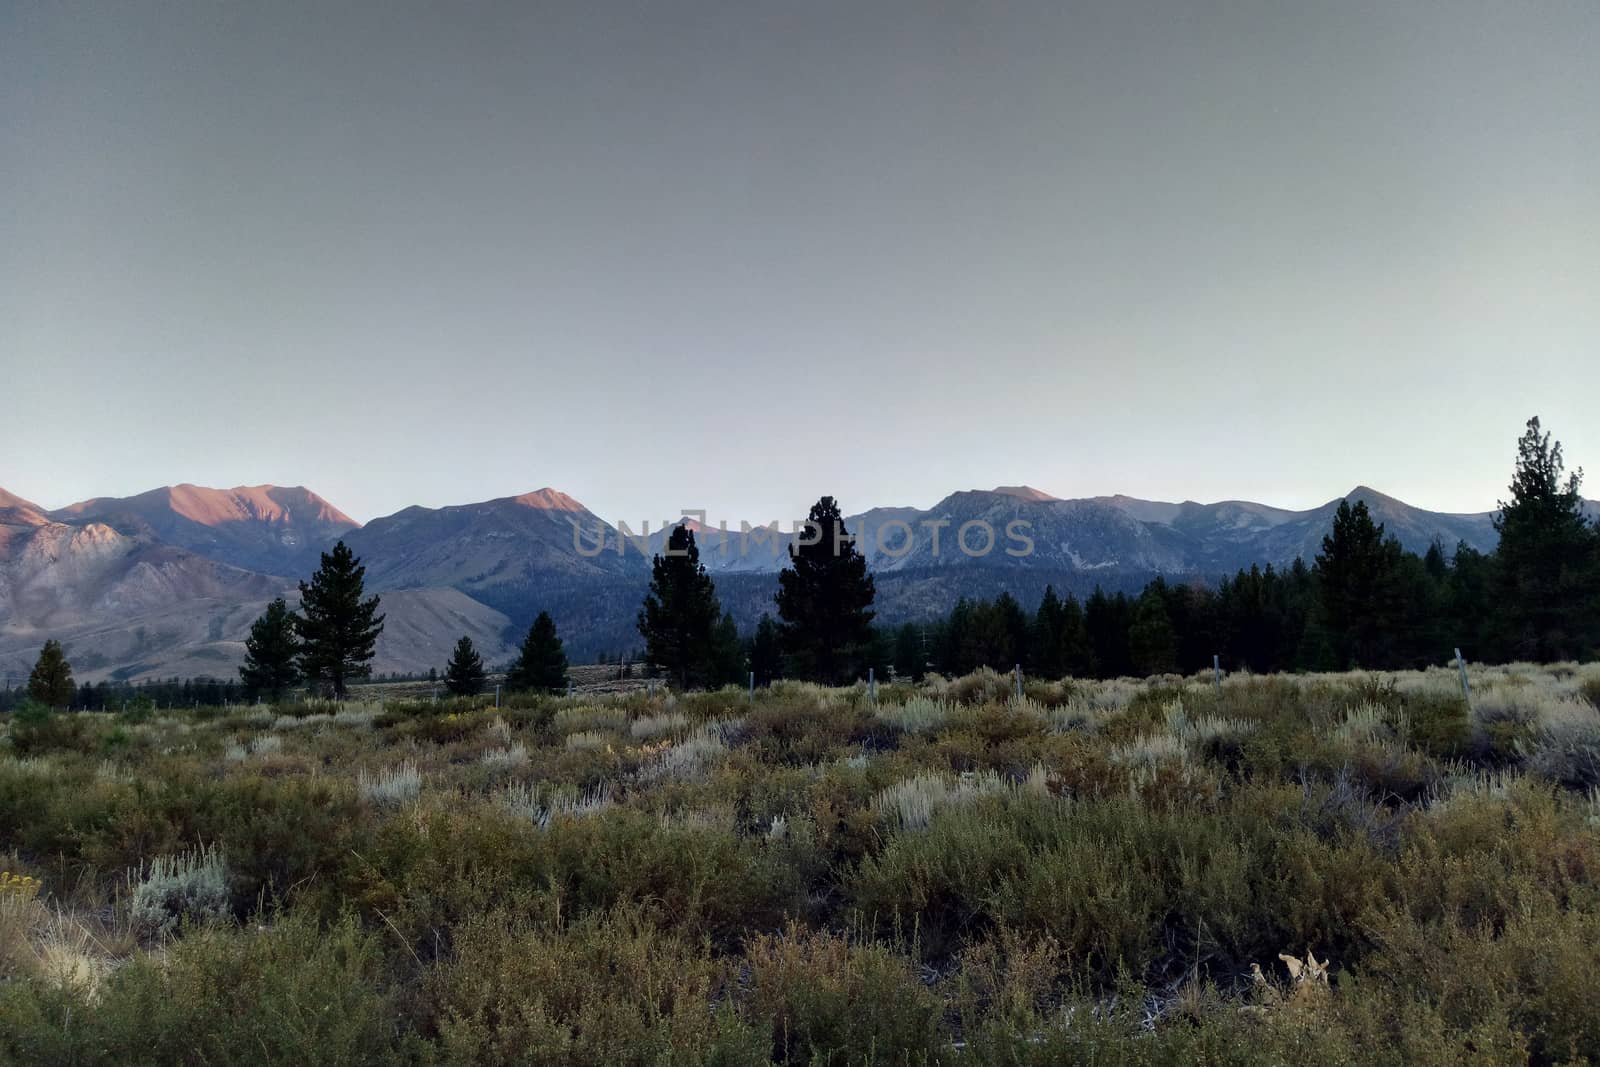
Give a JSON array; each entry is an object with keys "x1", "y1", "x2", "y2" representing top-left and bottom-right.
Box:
[
  {"x1": 2, "y1": 479, "x2": 1593, "y2": 678},
  {"x1": 50, "y1": 484, "x2": 359, "y2": 577}
]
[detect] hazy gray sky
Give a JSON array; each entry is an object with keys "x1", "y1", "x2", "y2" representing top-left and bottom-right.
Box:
[{"x1": 4, "y1": 1, "x2": 1597, "y2": 524}]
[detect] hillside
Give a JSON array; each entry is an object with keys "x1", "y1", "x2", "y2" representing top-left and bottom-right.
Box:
[{"x1": 51, "y1": 484, "x2": 359, "y2": 577}]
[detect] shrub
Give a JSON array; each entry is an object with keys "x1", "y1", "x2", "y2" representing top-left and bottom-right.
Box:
[
  {"x1": 0, "y1": 914, "x2": 406, "y2": 1065},
  {"x1": 746, "y1": 923, "x2": 942, "y2": 1064},
  {"x1": 129, "y1": 844, "x2": 229, "y2": 938},
  {"x1": 357, "y1": 762, "x2": 421, "y2": 806},
  {"x1": 874, "y1": 696, "x2": 951, "y2": 734},
  {"x1": 424, "y1": 908, "x2": 766, "y2": 1065},
  {"x1": 478, "y1": 744, "x2": 527, "y2": 768}
]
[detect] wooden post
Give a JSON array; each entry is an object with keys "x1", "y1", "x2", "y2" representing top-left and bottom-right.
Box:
[
  {"x1": 1213, "y1": 655, "x2": 1221, "y2": 691},
  {"x1": 1454, "y1": 648, "x2": 1472, "y2": 706},
  {"x1": 868, "y1": 666, "x2": 876, "y2": 704},
  {"x1": 749, "y1": 671, "x2": 755, "y2": 700},
  {"x1": 1014, "y1": 663, "x2": 1022, "y2": 699},
  {"x1": 494, "y1": 684, "x2": 501, "y2": 708}
]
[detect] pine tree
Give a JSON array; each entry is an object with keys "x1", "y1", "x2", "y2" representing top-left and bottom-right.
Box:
[
  {"x1": 239, "y1": 597, "x2": 301, "y2": 700},
  {"x1": 710, "y1": 611, "x2": 746, "y2": 688},
  {"x1": 27, "y1": 639, "x2": 74, "y2": 708},
  {"x1": 1057, "y1": 594, "x2": 1094, "y2": 677},
  {"x1": 295, "y1": 541, "x2": 385, "y2": 698},
  {"x1": 775, "y1": 496, "x2": 876, "y2": 685},
  {"x1": 1492, "y1": 417, "x2": 1600, "y2": 661},
  {"x1": 1029, "y1": 586, "x2": 1066, "y2": 678},
  {"x1": 637, "y1": 524, "x2": 723, "y2": 689},
  {"x1": 443, "y1": 635, "x2": 486, "y2": 696},
  {"x1": 892, "y1": 622, "x2": 924, "y2": 682},
  {"x1": 506, "y1": 611, "x2": 569, "y2": 693},
  {"x1": 1128, "y1": 586, "x2": 1178, "y2": 676},
  {"x1": 1313, "y1": 500, "x2": 1405, "y2": 669},
  {"x1": 750, "y1": 613, "x2": 784, "y2": 687},
  {"x1": 1084, "y1": 589, "x2": 1133, "y2": 678},
  {"x1": 937, "y1": 598, "x2": 975, "y2": 675}
]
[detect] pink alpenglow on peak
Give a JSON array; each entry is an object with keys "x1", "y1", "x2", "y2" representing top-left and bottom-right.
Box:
[
  {"x1": 991, "y1": 485, "x2": 1061, "y2": 503},
  {"x1": 509, "y1": 488, "x2": 589, "y2": 512}
]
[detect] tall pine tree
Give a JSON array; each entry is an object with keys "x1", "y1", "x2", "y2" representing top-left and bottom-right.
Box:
[
  {"x1": 1128, "y1": 585, "x2": 1178, "y2": 676},
  {"x1": 27, "y1": 639, "x2": 74, "y2": 708},
  {"x1": 507, "y1": 611, "x2": 569, "y2": 693},
  {"x1": 443, "y1": 635, "x2": 486, "y2": 696},
  {"x1": 1313, "y1": 500, "x2": 1405, "y2": 669},
  {"x1": 637, "y1": 524, "x2": 723, "y2": 689},
  {"x1": 775, "y1": 496, "x2": 876, "y2": 684},
  {"x1": 295, "y1": 541, "x2": 385, "y2": 698},
  {"x1": 239, "y1": 597, "x2": 301, "y2": 700},
  {"x1": 1492, "y1": 417, "x2": 1600, "y2": 661}
]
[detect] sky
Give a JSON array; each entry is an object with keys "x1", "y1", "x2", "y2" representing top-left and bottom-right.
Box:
[{"x1": 3, "y1": 1, "x2": 1598, "y2": 525}]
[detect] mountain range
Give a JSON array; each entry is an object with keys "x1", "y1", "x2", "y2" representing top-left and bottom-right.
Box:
[{"x1": 2, "y1": 480, "x2": 1591, "y2": 684}]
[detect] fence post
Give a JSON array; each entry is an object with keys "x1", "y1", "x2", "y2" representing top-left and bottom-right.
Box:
[
  {"x1": 749, "y1": 671, "x2": 755, "y2": 701},
  {"x1": 869, "y1": 667, "x2": 876, "y2": 705},
  {"x1": 1454, "y1": 647, "x2": 1472, "y2": 706},
  {"x1": 1213, "y1": 655, "x2": 1221, "y2": 691},
  {"x1": 494, "y1": 684, "x2": 501, "y2": 708},
  {"x1": 1014, "y1": 663, "x2": 1022, "y2": 699}
]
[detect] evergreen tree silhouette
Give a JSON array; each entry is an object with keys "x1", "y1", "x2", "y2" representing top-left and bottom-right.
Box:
[
  {"x1": 637, "y1": 524, "x2": 723, "y2": 689},
  {"x1": 710, "y1": 611, "x2": 746, "y2": 688},
  {"x1": 1492, "y1": 417, "x2": 1600, "y2": 660},
  {"x1": 507, "y1": 611, "x2": 570, "y2": 693},
  {"x1": 239, "y1": 597, "x2": 301, "y2": 700},
  {"x1": 750, "y1": 613, "x2": 784, "y2": 687},
  {"x1": 1313, "y1": 500, "x2": 1404, "y2": 668},
  {"x1": 27, "y1": 639, "x2": 74, "y2": 708},
  {"x1": 775, "y1": 496, "x2": 876, "y2": 684},
  {"x1": 443, "y1": 635, "x2": 486, "y2": 696},
  {"x1": 295, "y1": 541, "x2": 385, "y2": 698}
]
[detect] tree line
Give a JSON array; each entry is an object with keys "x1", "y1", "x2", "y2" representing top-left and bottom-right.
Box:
[
  {"x1": 900, "y1": 417, "x2": 1600, "y2": 678},
  {"x1": 11, "y1": 416, "x2": 1595, "y2": 707},
  {"x1": 637, "y1": 416, "x2": 1600, "y2": 686}
]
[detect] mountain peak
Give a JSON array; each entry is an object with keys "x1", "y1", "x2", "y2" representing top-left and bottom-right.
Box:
[
  {"x1": 510, "y1": 488, "x2": 587, "y2": 512},
  {"x1": 1343, "y1": 485, "x2": 1399, "y2": 507},
  {"x1": 158, "y1": 484, "x2": 359, "y2": 529},
  {"x1": 991, "y1": 485, "x2": 1059, "y2": 502}
]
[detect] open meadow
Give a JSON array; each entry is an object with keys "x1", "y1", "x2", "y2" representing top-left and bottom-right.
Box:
[{"x1": 2, "y1": 662, "x2": 1600, "y2": 1064}]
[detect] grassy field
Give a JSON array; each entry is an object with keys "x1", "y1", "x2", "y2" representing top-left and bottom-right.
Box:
[{"x1": 2, "y1": 663, "x2": 1600, "y2": 1064}]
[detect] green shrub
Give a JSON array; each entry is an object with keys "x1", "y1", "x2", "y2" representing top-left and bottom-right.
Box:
[
  {"x1": 424, "y1": 908, "x2": 766, "y2": 1065},
  {"x1": 0, "y1": 914, "x2": 407, "y2": 1065},
  {"x1": 746, "y1": 922, "x2": 941, "y2": 1064}
]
